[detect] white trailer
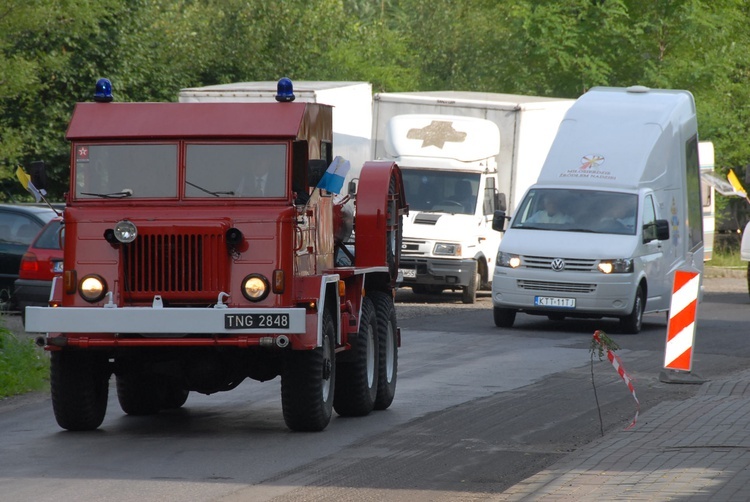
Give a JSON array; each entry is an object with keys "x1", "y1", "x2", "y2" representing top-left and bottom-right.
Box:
[
  {"x1": 179, "y1": 81, "x2": 373, "y2": 189},
  {"x1": 372, "y1": 91, "x2": 574, "y2": 303}
]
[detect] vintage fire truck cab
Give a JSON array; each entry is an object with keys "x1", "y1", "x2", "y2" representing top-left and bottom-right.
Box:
[{"x1": 27, "y1": 79, "x2": 407, "y2": 432}]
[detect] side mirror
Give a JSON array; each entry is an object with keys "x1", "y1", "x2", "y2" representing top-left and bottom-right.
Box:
[
  {"x1": 348, "y1": 179, "x2": 358, "y2": 196},
  {"x1": 492, "y1": 210, "x2": 507, "y2": 232},
  {"x1": 655, "y1": 219, "x2": 670, "y2": 240},
  {"x1": 495, "y1": 192, "x2": 507, "y2": 213},
  {"x1": 307, "y1": 159, "x2": 327, "y2": 188}
]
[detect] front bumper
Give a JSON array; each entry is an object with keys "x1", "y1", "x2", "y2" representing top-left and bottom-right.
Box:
[
  {"x1": 25, "y1": 305, "x2": 307, "y2": 336},
  {"x1": 491, "y1": 269, "x2": 636, "y2": 316},
  {"x1": 398, "y1": 257, "x2": 475, "y2": 288}
]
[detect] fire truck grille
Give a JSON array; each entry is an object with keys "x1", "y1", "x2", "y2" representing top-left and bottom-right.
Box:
[{"x1": 123, "y1": 232, "x2": 226, "y2": 299}]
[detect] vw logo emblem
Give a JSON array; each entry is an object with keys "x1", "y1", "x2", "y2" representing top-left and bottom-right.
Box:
[{"x1": 551, "y1": 258, "x2": 565, "y2": 271}]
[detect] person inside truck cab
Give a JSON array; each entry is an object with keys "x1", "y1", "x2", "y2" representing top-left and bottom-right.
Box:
[
  {"x1": 237, "y1": 155, "x2": 284, "y2": 197},
  {"x1": 526, "y1": 193, "x2": 573, "y2": 224},
  {"x1": 595, "y1": 196, "x2": 636, "y2": 234}
]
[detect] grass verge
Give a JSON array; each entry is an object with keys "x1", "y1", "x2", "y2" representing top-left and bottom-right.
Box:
[{"x1": 0, "y1": 326, "x2": 49, "y2": 399}]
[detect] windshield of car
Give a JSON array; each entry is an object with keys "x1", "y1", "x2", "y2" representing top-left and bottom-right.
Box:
[
  {"x1": 185, "y1": 144, "x2": 287, "y2": 198},
  {"x1": 401, "y1": 169, "x2": 480, "y2": 215},
  {"x1": 512, "y1": 189, "x2": 638, "y2": 235},
  {"x1": 75, "y1": 144, "x2": 178, "y2": 199}
]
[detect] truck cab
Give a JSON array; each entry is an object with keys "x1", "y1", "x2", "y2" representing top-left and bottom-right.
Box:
[{"x1": 388, "y1": 114, "x2": 504, "y2": 303}]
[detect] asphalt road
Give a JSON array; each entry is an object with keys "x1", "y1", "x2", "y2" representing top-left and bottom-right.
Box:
[{"x1": 1, "y1": 273, "x2": 748, "y2": 501}]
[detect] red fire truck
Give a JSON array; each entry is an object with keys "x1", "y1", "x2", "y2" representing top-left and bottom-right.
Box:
[{"x1": 27, "y1": 78, "x2": 407, "y2": 432}]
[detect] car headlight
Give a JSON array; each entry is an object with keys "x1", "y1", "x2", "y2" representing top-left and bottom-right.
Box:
[
  {"x1": 434, "y1": 242, "x2": 461, "y2": 256},
  {"x1": 598, "y1": 258, "x2": 634, "y2": 274},
  {"x1": 79, "y1": 274, "x2": 107, "y2": 302},
  {"x1": 497, "y1": 252, "x2": 521, "y2": 268},
  {"x1": 242, "y1": 274, "x2": 270, "y2": 301}
]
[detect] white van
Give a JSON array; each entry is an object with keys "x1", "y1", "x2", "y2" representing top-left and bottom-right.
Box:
[{"x1": 491, "y1": 86, "x2": 704, "y2": 333}]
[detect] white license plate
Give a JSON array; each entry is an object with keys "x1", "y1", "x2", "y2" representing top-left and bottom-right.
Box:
[
  {"x1": 399, "y1": 268, "x2": 416, "y2": 279},
  {"x1": 534, "y1": 296, "x2": 576, "y2": 309}
]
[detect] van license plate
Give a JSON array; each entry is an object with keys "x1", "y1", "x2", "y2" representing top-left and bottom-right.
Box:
[
  {"x1": 399, "y1": 268, "x2": 416, "y2": 279},
  {"x1": 224, "y1": 313, "x2": 289, "y2": 329},
  {"x1": 535, "y1": 296, "x2": 576, "y2": 309}
]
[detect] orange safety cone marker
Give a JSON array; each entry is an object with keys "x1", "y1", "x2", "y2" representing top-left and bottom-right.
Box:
[{"x1": 659, "y1": 270, "x2": 707, "y2": 384}]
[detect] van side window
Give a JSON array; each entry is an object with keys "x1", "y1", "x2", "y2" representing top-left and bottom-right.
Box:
[{"x1": 642, "y1": 195, "x2": 657, "y2": 241}]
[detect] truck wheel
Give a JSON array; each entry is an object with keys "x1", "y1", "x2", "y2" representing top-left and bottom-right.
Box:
[
  {"x1": 281, "y1": 309, "x2": 336, "y2": 431},
  {"x1": 370, "y1": 290, "x2": 398, "y2": 410},
  {"x1": 462, "y1": 270, "x2": 479, "y2": 304},
  {"x1": 116, "y1": 373, "x2": 162, "y2": 415},
  {"x1": 334, "y1": 297, "x2": 378, "y2": 417},
  {"x1": 161, "y1": 382, "x2": 189, "y2": 410},
  {"x1": 50, "y1": 351, "x2": 110, "y2": 431},
  {"x1": 620, "y1": 285, "x2": 645, "y2": 334},
  {"x1": 493, "y1": 307, "x2": 516, "y2": 328}
]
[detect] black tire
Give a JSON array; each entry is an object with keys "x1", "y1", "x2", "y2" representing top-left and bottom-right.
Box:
[
  {"x1": 281, "y1": 309, "x2": 336, "y2": 432},
  {"x1": 462, "y1": 267, "x2": 479, "y2": 304},
  {"x1": 334, "y1": 297, "x2": 378, "y2": 416},
  {"x1": 161, "y1": 383, "x2": 189, "y2": 410},
  {"x1": 370, "y1": 290, "x2": 398, "y2": 410},
  {"x1": 620, "y1": 285, "x2": 645, "y2": 334},
  {"x1": 50, "y1": 351, "x2": 110, "y2": 431},
  {"x1": 116, "y1": 373, "x2": 162, "y2": 416},
  {"x1": 493, "y1": 307, "x2": 516, "y2": 328}
]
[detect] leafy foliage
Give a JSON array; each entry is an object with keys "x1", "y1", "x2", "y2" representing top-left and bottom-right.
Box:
[
  {"x1": 0, "y1": 0, "x2": 749, "y2": 227},
  {"x1": 0, "y1": 325, "x2": 49, "y2": 398}
]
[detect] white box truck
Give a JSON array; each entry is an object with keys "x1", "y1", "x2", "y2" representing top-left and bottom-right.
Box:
[
  {"x1": 372, "y1": 91, "x2": 574, "y2": 303},
  {"x1": 179, "y1": 80, "x2": 372, "y2": 189},
  {"x1": 491, "y1": 86, "x2": 703, "y2": 333}
]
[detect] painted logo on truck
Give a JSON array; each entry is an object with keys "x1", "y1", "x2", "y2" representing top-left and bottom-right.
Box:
[
  {"x1": 558, "y1": 154, "x2": 616, "y2": 181},
  {"x1": 407, "y1": 121, "x2": 467, "y2": 149}
]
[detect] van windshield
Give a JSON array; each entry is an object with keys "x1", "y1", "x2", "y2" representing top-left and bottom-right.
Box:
[
  {"x1": 401, "y1": 169, "x2": 480, "y2": 215},
  {"x1": 512, "y1": 189, "x2": 638, "y2": 235}
]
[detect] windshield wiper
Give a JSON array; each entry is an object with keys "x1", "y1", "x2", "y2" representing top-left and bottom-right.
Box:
[
  {"x1": 80, "y1": 190, "x2": 133, "y2": 199},
  {"x1": 186, "y1": 181, "x2": 234, "y2": 197}
]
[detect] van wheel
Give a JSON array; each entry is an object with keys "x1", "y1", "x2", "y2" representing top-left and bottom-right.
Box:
[
  {"x1": 493, "y1": 307, "x2": 516, "y2": 328},
  {"x1": 620, "y1": 286, "x2": 645, "y2": 334}
]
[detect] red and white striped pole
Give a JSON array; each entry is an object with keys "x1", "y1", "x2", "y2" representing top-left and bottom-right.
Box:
[{"x1": 663, "y1": 270, "x2": 701, "y2": 373}]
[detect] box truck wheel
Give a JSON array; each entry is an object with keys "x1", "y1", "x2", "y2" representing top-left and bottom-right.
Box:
[
  {"x1": 281, "y1": 309, "x2": 336, "y2": 432},
  {"x1": 462, "y1": 269, "x2": 479, "y2": 304},
  {"x1": 334, "y1": 296, "x2": 379, "y2": 417},
  {"x1": 620, "y1": 285, "x2": 645, "y2": 334},
  {"x1": 370, "y1": 290, "x2": 398, "y2": 410},
  {"x1": 493, "y1": 307, "x2": 516, "y2": 328},
  {"x1": 50, "y1": 351, "x2": 110, "y2": 431}
]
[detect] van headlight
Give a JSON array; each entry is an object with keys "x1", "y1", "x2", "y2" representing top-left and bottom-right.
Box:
[
  {"x1": 498, "y1": 252, "x2": 521, "y2": 268},
  {"x1": 434, "y1": 242, "x2": 461, "y2": 256},
  {"x1": 79, "y1": 274, "x2": 107, "y2": 302},
  {"x1": 598, "y1": 259, "x2": 634, "y2": 274}
]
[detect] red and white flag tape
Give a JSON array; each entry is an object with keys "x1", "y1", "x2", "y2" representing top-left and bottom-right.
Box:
[{"x1": 593, "y1": 330, "x2": 640, "y2": 429}]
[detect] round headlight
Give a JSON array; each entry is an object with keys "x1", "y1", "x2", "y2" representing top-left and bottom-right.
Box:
[
  {"x1": 242, "y1": 274, "x2": 269, "y2": 302},
  {"x1": 114, "y1": 220, "x2": 138, "y2": 243},
  {"x1": 79, "y1": 274, "x2": 107, "y2": 302}
]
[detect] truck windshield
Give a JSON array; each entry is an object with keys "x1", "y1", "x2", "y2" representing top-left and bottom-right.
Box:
[
  {"x1": 185, "y1": 144, "x2": 287, "y2": 198},
  {"x1": 75, "y1": 144, "x2": 178, "y2": 199},
  {"x1": 512, "y1": 189, "x2": 638, "y2": 235},
  {"x1": 401, "y1": 169, "x2": 480, "y2": 215}
]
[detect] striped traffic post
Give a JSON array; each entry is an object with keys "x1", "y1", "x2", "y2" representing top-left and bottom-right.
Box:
[{"x1": 660, "y1": 270, "x2": 706, "y2": 384}]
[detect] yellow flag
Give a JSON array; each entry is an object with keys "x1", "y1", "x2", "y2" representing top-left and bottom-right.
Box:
[
  {"x1": 728, "y1": 169, "x2": 747, "y2": 197},
  {"x1": 15, "y1": 166, "x2": 43, "y2": 202}
]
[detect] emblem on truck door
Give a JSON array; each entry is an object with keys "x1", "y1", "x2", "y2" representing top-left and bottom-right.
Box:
[{"x1": 551, "y1": 258, "x2": 566, "y2": 271}]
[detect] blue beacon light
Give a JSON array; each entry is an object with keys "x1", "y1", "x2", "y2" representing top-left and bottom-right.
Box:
[
  {"x1": 94, "y1": 78, "x2": 113, "y2": 102},
  {"x1": 275, "y1": 78, "x2": 295, "y2": 102}
]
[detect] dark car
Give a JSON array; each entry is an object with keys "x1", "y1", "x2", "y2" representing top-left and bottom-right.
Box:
[
  {"x1": 0, "y1": 204, "x2": 60, "y2": 309},
  {"x1": 14, "y1": 217, "x2": 63, "y2": 321}
]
